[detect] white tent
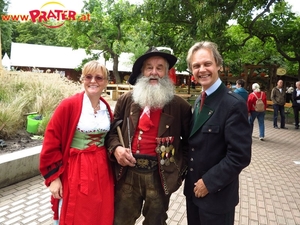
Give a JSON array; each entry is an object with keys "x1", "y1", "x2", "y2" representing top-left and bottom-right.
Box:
[
  {"x1": 10, "y1": 42, "x2": 105, "y2": 70},
  {"x1": 2, "y1": 53, "x2": 11, "y2": 70},
  {"x1": 10, "y1": 42, "x2": 133, "y2": 72}
]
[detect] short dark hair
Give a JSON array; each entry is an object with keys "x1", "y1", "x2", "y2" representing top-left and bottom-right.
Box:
[{"x1": 236, "y1": 79, "x2": 245, "y2": 87}]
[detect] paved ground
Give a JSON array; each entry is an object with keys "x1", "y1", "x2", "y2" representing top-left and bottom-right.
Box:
[{"x1": 0, "y1": 109, "x2": 300, "y2": 224}]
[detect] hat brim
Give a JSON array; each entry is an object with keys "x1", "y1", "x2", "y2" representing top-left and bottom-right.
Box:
[{"x1": 128, "y1": 52, "x2": 177, "y2": 85}]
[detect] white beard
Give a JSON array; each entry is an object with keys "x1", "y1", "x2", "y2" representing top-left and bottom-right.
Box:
[{"x1": 132, "y1": 75, "x2": 175, "y2": 109}]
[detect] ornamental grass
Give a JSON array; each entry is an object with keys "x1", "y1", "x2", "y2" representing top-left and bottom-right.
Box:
[{"x1": 0, "y1": 70, "x2": 82, "y2": 138}]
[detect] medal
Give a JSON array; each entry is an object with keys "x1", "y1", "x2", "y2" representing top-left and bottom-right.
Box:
[
  {"x1": 156, "y1": 136, "x2": 175, "y2": 166},
  {"x1": 156, "y1": 147, "x2": 160, "y2": 153},
  {"x1": 165, "y1": 146, "x2": 170, "y2": 153},
  {"x1": 165, "y1": 158, "x2": 170, "y2": 166}
]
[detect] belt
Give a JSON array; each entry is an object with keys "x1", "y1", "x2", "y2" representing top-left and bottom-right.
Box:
[{"x1": 133, "y1": 154, "x2": 158, "y2": 172}]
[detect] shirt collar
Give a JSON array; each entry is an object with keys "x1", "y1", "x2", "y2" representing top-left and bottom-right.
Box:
[{"x1": 205, "y1": 78, "x2": 222, "y2": 96}]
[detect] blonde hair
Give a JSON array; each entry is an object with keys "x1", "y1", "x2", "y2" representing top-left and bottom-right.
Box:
[
  {"x1": 252, "y1": 83, "x2": 261, "y2": 92},
  {"x1": 186, "y1": 41, "x2": 223, "y2": 71},
  {"x1": 80, "y1": 60, "x2": 108, "y2": 81}
]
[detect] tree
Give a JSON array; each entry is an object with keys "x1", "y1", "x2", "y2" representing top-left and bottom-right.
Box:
[
  {"x1": 66, "y1": 0, "x2": 141, "y2": 83},
  {"x1": 237, "y1": 1, "x2": 300, "y2": 78},
  {"x1": 13, "y1": 22, "x2": 60, "y2": 46},
  {"x1": 139, "y1": 0, "x2": 288, "y2": 73},
  {"x1": 0, "y1": 0, "x2": 13, "y2": 57},
  {"x1": 223, "y1": 25, "x2": 285, "y2": 76}
]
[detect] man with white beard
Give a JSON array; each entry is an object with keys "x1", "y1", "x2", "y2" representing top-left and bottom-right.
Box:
[{"x1": 106, "y1": 47, "x2": 192, "y2": 225}]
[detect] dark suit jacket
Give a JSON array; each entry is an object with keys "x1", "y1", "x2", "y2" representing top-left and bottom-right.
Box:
[
  {"x1": 184, "y1": 83, "x2": 252, "y2": 214},
  {"x1": 106, "y1": 91, "x2": 192, "y2": 195},
  {"x1": 291, "y1": 89, "x2": 300, "y2": 107}
]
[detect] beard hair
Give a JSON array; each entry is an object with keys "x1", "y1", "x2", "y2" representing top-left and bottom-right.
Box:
[{"x1": 132, "y1": 75, "x2": 175, "y2": 109}]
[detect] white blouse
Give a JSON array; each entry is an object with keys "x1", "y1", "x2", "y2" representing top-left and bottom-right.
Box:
[{"x1": 77, "y1": 93, "x2": 110, "y2": 133}]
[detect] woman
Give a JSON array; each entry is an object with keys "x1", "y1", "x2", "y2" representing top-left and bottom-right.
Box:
[
  {"x1": 39, "y1": 60, "x2": 114, "y2": 224},
  {"x1": 247, "y1": 83, "x2": 267, "y2": 140}
]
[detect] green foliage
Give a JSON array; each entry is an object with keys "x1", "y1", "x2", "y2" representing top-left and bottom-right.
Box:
[
  {"x1": 237, "y1": 0, "x2": 300, "y2": 78},
  {"x1": 65, "y1": 0, "x2": 142, "y2": 83},
  {"x1": 223, "y1": 25, "x2": 286, "y2": 75},
  {"x1": 1, "y1": 0, "x2": 13, "y2": 56},
  {"x1": 2, "y1": 0, "x2": 300, "y2": 79},
  {"x1": 13, "y1": 22, "x2": 61, "y2": 45}
]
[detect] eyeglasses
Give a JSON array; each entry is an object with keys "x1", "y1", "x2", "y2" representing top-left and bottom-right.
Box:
[{"x1": 84, "y1": 75, "x2": 106, "y2": 82}]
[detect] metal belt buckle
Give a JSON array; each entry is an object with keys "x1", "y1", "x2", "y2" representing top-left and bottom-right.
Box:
[{"x1": 134, "y1": 155, "x2": 158, "y2": 171}]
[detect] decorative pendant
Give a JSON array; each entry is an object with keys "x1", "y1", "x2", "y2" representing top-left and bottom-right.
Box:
[
  {"x1": 165, "y1": 158, "x2": 170, "y2": 166},
  {"x1": 169, "y1": 156, "x2": 175, "y2": 162}
]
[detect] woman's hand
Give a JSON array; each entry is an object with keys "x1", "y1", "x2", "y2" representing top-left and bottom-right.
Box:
[{"x1": 49, "y1": 177, "x2": 63, "y2": 199}]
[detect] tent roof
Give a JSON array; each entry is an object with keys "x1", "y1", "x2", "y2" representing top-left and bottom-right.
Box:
[
  {"x1": 9, "y1": 42, "x2": 188, "y2": 74},
  {"x1": 10, "y1": 42, "x2": 104, "y2": 69},
  {"x1": 2, "y1": 53, "x2": 11, "y2": 69},
  {"x1": 10, "y1": 42, "x2": 133, "y2": 72}
]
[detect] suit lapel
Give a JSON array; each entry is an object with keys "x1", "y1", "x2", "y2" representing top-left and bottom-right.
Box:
[
  {"x1": 190, "y1": 106, "x2": 214, "y2": 137},
  {"x1": 158, "y1": 112, "x2": 174, "y2": 136},
  {"x1": 189, "y1": 84, "x2": 226, "y2": 137},
  {"x1": 129, "y1": 103, "x2": 141, "y2": 135}
]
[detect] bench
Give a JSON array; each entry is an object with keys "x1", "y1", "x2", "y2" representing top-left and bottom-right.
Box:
[
  {"x1": 104, "y1": 84, "x2": 133, "y2": 100},
  {"x1": 102, "y1": 89, "x2": 118, "y2": 100},
  {"x1": 176, "y1": 93, "x2": 192, "y2": 101},
  {"x1": 266, "y1": 100, "x2": 293, "y2": 122},
  {"x1": 266, "y1": 100, "x2": 274, "y2": 112}
]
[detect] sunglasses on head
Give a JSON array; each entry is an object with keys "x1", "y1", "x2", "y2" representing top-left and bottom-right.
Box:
[{"x1": 84, "y1": 75, "x2": 106, "y2": 82}]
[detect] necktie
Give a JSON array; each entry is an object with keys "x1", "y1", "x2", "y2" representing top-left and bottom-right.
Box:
[{"x1": 199, "y1": 91, "x2": 206, "y2": 112}]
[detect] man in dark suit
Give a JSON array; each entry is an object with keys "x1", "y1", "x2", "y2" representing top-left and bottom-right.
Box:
[
  {"x1": 292, "y1": 81, "x2": 300, "y2": 129},
  {"x1": 184, "y1": 41, "x2": 252, "y2": 225}
]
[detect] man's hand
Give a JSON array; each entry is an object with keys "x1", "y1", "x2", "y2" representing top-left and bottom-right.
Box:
[
  {"x1": 49, "y1": 177, "x2": 63, "y2": 199},
  {"x1": 194, "y1": 179, "x2": 209, "y2": 198},
  {"x1": 114, "y1": 146, "x2": 136, "y2": 167}
]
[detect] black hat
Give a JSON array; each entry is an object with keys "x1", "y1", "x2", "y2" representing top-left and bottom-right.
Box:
[{"x1": 128, "y1": 47, "x2": 177, "y2": 85}]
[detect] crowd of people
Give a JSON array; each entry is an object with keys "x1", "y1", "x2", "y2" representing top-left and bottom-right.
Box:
[
  {"x1": 39, "y1": 41, "x2": 299, "y2": 225},
  {"x1": 231, "y1": 77, "x2": 299, "y2": 140}
]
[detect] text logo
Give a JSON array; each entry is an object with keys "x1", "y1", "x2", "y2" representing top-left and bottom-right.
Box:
[{"x1": 1, "y1": 1, "x2": 90, "y2": 28}]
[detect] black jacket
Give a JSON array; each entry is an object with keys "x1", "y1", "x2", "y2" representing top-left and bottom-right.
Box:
[
  {"x1": 184, "y1": 83, "x2": 252, "y2": 213},
  {"x1": 291, "y1": 89, "x2": 300, "y2": 107}
]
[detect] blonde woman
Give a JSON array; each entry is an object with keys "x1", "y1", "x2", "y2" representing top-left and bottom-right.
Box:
[{"x1": 40, "y1": 60, "x2": 114, "y2": 224}]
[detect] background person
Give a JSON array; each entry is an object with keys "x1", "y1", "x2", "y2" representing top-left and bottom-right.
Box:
[
  {"x1": 286, "y1": 84, "x2": 294, "y2": 103},
  {"x1": 184, "y1": 41, "x2": 252, "y2": 225},
  {"x1": 234, "y1": 78, "x2": 248, "y2": 101},
  {"x1": 271, "y1": 79, "x2": 287, "y2": 129},
  {"x1": 106, "y1": 47, "x2": 192, "y2": 225},
  {"x1": 191, "y1": 75, "x2": 196, "y2": 89},
  {"x1": 39, "y1": 60, "x2": 114, "y2": 225},
  {"x1": 226, "y1": 81, "x2": 232, "y2": 90},
  {"x1": 292, "y1": 81, "x2": 300, "y2": 129},
  {"x1": 247, "y1": 83, "x2": 267, "y2": 140}
]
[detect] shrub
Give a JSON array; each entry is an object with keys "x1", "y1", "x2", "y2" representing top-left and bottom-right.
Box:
[{"x1": 0, "y1": 70, "x2": 82, "y2": 138}]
